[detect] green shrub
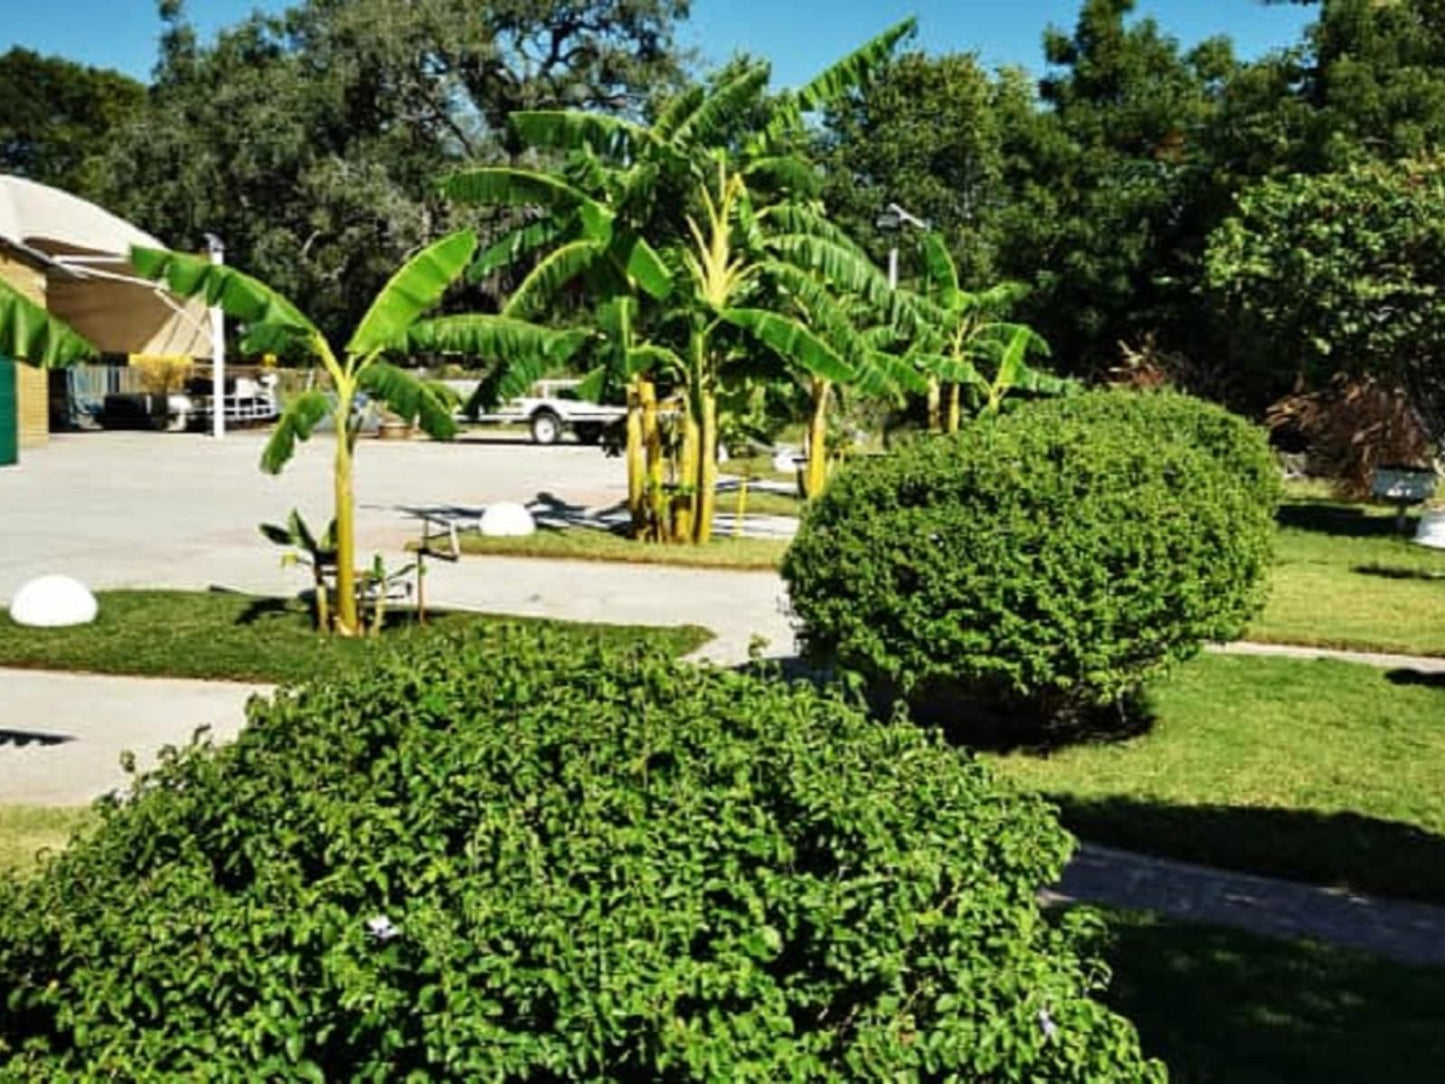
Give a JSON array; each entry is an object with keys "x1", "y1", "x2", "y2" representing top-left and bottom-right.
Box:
[
  {"x1": 783, "y1": 389, "x2": 1278, "y2": 720},
  {"x1": 0, "y1": 626, "x2": 1160, "y2": 1081}
]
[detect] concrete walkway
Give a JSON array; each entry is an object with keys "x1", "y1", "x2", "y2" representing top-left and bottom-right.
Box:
[
  {"x1": 1212, "y1": 640, "x2": 1445, "y2": 673},
  {"x1": 1052, "y1": 843, "x2": 1445, "y2": 967},
  {"x1": 0, "y1": 668, "x2": 269, "y2": 805}
]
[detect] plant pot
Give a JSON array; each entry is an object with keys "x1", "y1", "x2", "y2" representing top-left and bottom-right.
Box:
[{"x1": 377, "y1": 420, "x2": 413, "y2": 441}]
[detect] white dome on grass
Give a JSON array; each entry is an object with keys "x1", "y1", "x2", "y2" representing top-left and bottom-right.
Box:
[
  {"x1": 479, "y1": 502, "x2": 537, "y2": 538},
  {"x1": 8, "y1": 575, "x2": 98, "y2": 628}
]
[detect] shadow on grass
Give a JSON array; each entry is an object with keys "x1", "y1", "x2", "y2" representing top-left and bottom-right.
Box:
[
  {"x1": 1276, "y1": 500, "x2": 1412, "y2": 539},
  {"x1": 1352, "y1": 562, "x2": 1445, "y2": 581},
  {"x1": 234, "y1": 596, "x2": 296, "y2": 626},
  {"x1": 1385, "y1": 669, "x2": 1445, "y2": 690},
  {"x1": 1051, "y1": 796, "x2": 1445, "y2": 905},
  {"x1": 1096, "y1": 907, "x2": 1445, "y2": 1083}
]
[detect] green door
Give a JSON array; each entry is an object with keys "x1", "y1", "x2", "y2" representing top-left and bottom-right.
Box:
[{"x1": 0, "y1": 358, "x2": 17, "y2": 467}]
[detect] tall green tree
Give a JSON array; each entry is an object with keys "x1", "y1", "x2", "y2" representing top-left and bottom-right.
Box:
[
  {"x1": 99, "y1": 0, "x2": 692, "y2": 343},
  {"x1": 819, "y1": 51, "x2": 1015, "y2": 289},
  {"x1": 135, "y1": 232, "x2": 581, "y2": 635},
  {"x1": 1205, "y1": 155, "x2": 1445, "y2": 444},
  {"x1": 444, "y1": 22, "x2": 919, "y2": 540},
  {"x1": 0, "y1": 49, "x2": 145, "y2": 196}
]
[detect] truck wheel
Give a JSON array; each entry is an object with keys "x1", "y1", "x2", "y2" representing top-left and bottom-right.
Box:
[
  {"x1": 573, "y1": 422, "x2": 603, "y2": 445},
  {"x1": 530, "y1": 410, "x2": 563, "y2": 445}
]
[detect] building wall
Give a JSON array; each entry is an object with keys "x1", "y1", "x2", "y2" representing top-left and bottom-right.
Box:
[
  {"x1": 1, "y1": 249, "x2": 52, "y2": 446},
  {"x1": 15, "y1": 362, "x2": 47, "y2": 447},
  {"x1": 0, "y1": 250, "x2": 47, "y2": 306}
]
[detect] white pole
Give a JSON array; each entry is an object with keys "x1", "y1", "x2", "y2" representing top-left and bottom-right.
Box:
[
  {"x1": 206, "y1": 234, "x2": 225, "y2": 439},
  {"x1": 888, "y1": 245, "x2": 899, "y2": 291}
]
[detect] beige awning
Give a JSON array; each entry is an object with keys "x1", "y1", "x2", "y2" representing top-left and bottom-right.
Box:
[{"x1": 0, "y1": 175, "x2": 211, "y2": 358}]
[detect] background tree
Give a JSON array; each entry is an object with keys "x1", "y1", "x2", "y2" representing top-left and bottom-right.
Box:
[
  {"x1": 1205, "y1": 155, "x2": 1445, "y2": 446},
  {"x1": 818, "y1": 50, "x2": 1008, "y2": 288},
  {"x1": 96, "y1": 0, "x2": 691, "y2": 342},
  {"x1": 0, "y1": 49, "x2": 145, "y2": 196}
]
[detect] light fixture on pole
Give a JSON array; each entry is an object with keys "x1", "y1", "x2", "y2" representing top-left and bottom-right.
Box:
[
  {"x1": 874, "y1": 202, "x2": 930, "y2": 290},
  {"x1": 204, "y1": 232, "x2": 226, "y2": 440}
]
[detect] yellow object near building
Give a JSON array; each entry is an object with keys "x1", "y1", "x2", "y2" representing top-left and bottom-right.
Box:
[{"x1": 1, "y1": 243, "x2": 54, "y2": 449}]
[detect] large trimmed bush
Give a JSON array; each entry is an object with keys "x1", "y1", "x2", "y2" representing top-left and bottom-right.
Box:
[
  {"x1": 0, "y1": 626, "x2": 1160, "y2": 1080},
  {"x1": 784, "y1": 390, "x2": 1278, "y2": 719}
]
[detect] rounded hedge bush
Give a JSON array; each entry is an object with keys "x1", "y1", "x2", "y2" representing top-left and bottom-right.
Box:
[
  {"x1": 0, "y1": 626, "x2": 1160, "y2": 1080},
  {"x1": 783, "y1": 389, "x2": 1279, "y2": 718}
]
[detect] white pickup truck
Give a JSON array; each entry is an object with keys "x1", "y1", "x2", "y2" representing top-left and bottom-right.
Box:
[{"x1": 449, "y1": 378, "x2": 626, "y2": 445}]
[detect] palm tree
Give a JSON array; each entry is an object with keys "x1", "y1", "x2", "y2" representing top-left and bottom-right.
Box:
[
  {"x1": 910, "y1": 233, "x2": 1066, "y2": 431},
  {"x1": 134, "y1": 232, "x2": 582, "y2": 635},
  {"x1": 442, "y1": 20, "x2": 922, "y2": 537}
]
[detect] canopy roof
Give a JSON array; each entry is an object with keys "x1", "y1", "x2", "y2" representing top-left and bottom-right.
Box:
[{"x1": 0, "y1": 175, "x2": 211, "y2": 359}]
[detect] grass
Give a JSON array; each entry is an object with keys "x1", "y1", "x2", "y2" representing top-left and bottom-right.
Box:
[
  {"x1": 1249, "y1": 493, "x2": 1445, "y2": 657},
  {"x1": 986, "y1": 653, "x2": 1445, "y2": 903},
  {"x1": 1093, "y1": 906, "x2": 1445, "y2": 1083},
  {"x1": 453, "y1": 525, "x2": 790, "y2": 571},
  {"x1": 0, "y1": 807, "x2": 92, "y2": 878},
  {"x1": 0, "y1": 589, "x2": 712, "y2": 684}
]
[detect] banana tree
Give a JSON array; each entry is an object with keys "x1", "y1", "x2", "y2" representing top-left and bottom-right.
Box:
[
  {"x1": 135, "y1": 232, "x2": 583, "y2": 635},
  {"x1": 912, "y1": 233, "x2": 1066, "y2": 431},
  {"x1": 0, "y1": 279, "x2": 97, "y2": 366}
]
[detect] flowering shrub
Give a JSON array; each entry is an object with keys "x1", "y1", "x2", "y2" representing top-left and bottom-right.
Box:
[{"x1": 0, "y1": 625, "x2": 1160, "y2": 1079}]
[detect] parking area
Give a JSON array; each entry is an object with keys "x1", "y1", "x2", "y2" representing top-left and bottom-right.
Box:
[
  {"x1": 0, "y1": 430, "x2": 627, "y2": 600},
  {"x1": 0, "y1": 430, "x2": 795, "y2": 662}
]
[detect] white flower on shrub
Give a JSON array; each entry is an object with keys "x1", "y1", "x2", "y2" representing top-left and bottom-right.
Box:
[{"x1": 365, "y1": 915, "x2": 401, "y2": 941}]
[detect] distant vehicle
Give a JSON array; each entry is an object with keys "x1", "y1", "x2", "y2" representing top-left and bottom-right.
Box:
[{"x1": 470, "y1": 378, "x2": 625, "y2": 445}]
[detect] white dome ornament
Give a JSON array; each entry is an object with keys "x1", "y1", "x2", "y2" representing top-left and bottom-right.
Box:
[
  {"x1": 8, "y1": 575, "x2": 99, "y2": 628},
  {"x1": 1414, "y1": 509, "x2": 1445, "y2": 550},
  {"x1": 478, "y1": 502, "x2": 537, "y2": 538}
]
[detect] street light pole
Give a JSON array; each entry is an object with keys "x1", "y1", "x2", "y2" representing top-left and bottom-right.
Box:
[
  {"x1": 875, "y1": 202, "x2": 930, "y2": 292},
  {"x1": 205, "y1": 233, "x2": 225, "y2": 440}
]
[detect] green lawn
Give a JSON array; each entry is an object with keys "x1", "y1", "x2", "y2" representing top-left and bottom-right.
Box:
[
  {"x1": 0, "y1": 808, "x2": 91, "y2": 879},
  {"x1": 0, "y1": 589, "x2": 712, "y2": 684},
  {"x1": 1250, "y1": 494, "x2": 1445, "y2": 657},
  {"x1": 453, "y1": 525, "x2": 790, "y2": 570},
  {"x1": 1094, "y1": 907, "x2": 1445, "y2": 1083},
  {"x1": 987, "y1": 653, "x2": 1445, "y2": 902}
]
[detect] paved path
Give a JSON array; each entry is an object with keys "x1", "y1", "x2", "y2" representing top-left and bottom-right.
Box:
[
  {"x1": 0, "y1": 668, "x2": 269, "y2": 805},
  {"x1": 1051, "y1": 843, "x2": 1445, "y2": 967},
  {"x1": 1212, "y1": 640, "x2": 1445, "y2": 673}
]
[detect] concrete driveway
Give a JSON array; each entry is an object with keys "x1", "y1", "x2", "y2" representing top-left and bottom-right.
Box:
[
  {"x1": 0, "y1": 430, "x2": 626, "y2": 598},
  {"x1": 0, "y1": 430, "x2": 795, "y2": 661}
]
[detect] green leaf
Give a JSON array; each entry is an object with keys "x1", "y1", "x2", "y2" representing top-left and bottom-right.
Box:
[
  {"x1": 357, "y1": 361, "x2": 458, "y2": 441},
  {"x1": 443, "y1": 168, "x2": 611, "y2": 230},
  {"x1": 260, "y1": 390, "x2": 331, "y2": 475},
  {"x1": 721, "y1": 307, "x2": 854, "y2": 383},
  {"x1": 671, "y1": 64, "x2": 770, "y2": 148},
  {"x1": 0, "y1": 279, "x2": 97, "y2": 366},
  {"x1": 501, "y1": 240, "x2": 605, "y2": 320},
  {"x1": 131, "y1": 246, "x2": 315, "y2": 336},
  {"x1": 604, "y1": 230, "x2": 673, "y2": 300},
  {"x1": 653, "y1": 85, "x2": 707, "y2": 140},
  {"x1": 470, "y1": 217, "x2": 571, "y2": 281},
  {"x1": 795, "y1": 17, "x2": 916, "y2": 112},
  {"x1": 400, "y1": 315, "x2": 587, "y2": 366},
  {"x1": 347, "y1": 231, "x2": 477, "y2": 355},
  {"x1": 510, "y1": 111, "x2": 687, "y2": 172},
  {"x1": 922, "y1": 233, "x2": 962, "y2": 311},
  {"x1": 743, "y1": 155, "x2": 822, "y2": 197}
]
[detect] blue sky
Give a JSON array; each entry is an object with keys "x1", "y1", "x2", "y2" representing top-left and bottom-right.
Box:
[{"x1": 4, "y1": 1, "x2": 1314, "y2": 85}]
